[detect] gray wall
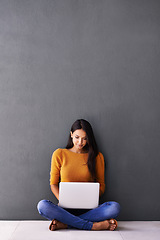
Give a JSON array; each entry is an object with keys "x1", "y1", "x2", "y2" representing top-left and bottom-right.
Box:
[{"x1": 0, "y1": 0, "x2": 160, "y2": 220}]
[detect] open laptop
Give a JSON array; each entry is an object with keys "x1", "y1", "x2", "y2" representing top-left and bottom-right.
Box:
[{"x1": 59, "y1": 182, "x2": 99, "y2": 209}]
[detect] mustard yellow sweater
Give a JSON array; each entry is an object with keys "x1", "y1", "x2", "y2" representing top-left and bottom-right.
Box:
[{"x1": 50, "y1": 148, "x2": 105, "y2": 195}]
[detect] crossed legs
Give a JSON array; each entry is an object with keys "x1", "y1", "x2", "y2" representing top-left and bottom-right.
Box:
[{"x1": 37, "y1": 200, "x2": 120, "y2": 231}]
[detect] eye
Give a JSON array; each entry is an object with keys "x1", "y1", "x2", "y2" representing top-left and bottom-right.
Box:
[{"x1": 75, "y1": 136, "x2": 79, "y2": 139}]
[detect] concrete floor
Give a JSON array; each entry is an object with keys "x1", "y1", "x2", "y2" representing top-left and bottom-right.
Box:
[{"x1": 0, "y1": 221, "x2": 160, "y2": 240}]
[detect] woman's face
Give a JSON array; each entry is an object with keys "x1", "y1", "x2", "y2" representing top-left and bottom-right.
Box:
[{"x1": 71, "y1": 129, "x2": 88, "y2": 151}]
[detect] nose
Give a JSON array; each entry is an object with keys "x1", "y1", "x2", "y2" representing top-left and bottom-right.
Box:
[{"x1": 79, "y1": 138, "x2": 83, "y2": 144}]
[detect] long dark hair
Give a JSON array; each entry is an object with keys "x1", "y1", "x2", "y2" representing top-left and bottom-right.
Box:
[{"x1": 66, "y1": 119, "x2": 99, "y2": 180}]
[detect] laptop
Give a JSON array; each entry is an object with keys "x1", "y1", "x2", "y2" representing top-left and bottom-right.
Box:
[{"x1": 59, "y1": 182, "x2": 99, "y2": 209}]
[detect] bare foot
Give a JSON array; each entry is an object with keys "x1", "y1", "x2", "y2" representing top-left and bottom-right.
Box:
[
  {"x1": 49, "y1": 219, "x2": 68, "y2": 231},
  {"x1": 92, "y1": 219, "x2": 118, "y2": 231}
]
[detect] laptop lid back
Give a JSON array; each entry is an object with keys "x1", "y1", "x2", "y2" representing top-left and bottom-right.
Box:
[{"x1": 59, "y1": 182, "x2": 99, "y2": 209}]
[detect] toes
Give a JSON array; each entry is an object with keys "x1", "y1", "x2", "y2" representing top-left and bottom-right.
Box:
[
  {"x1": 109, "y1": 219, "x2": 117, "y2": 227},
  {"x1": 50, "y1": 224, "x2": 56, "y2": 231},
  {"x1": 109, "y1": 219, "x2": 115, "y2": 224},
  {"x1": 53, "y1": 220, "x2": 57, "y2": 225},
  {"x1": 108, "y1": 219, "x2": 118, "y2": 231},
  {"x1": 110, "y1": 224, "x2": 116, "y2": 231},
  {"x1": 49, "y1": 219, "x2": 57, "y2": 231}
]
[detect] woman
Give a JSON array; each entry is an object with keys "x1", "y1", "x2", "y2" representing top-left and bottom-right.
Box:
[{"x1": 37, "y1": 119, "x2": 120, "y2": 231}]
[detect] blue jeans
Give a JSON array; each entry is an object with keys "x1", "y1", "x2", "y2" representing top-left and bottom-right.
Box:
[{"x1": 37, "y1": 200, "x2": 120, "y2": 230}]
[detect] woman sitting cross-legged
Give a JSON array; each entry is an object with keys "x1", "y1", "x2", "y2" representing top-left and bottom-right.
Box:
[{"x1": 37, "y1": 119, "x2": 120, "y2": 231}]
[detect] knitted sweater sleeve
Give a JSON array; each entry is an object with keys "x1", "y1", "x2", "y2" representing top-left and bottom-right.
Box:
[
  {"x1": 50, "y1": 148, "x2": 62, "y2": 185},
  {"x1": 96, "y1": 152, "x2": 105, "y2": 195}
]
